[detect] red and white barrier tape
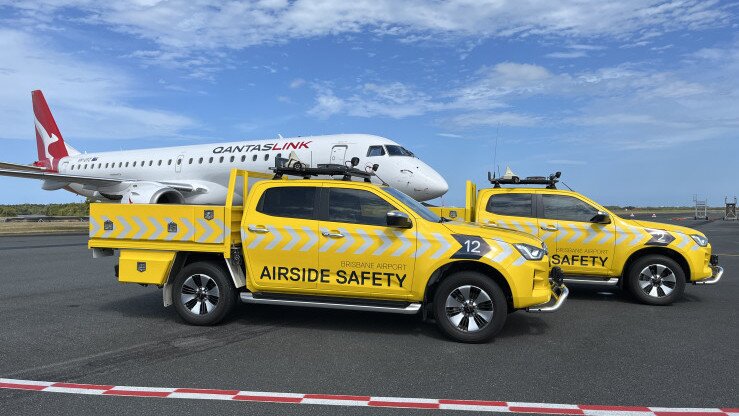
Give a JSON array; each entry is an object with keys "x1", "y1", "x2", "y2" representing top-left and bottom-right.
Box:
[{"x1": 1, "y1": 378, "x2": 736, "y2": 415}]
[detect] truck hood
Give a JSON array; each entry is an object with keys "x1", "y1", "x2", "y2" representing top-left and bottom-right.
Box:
[
  {"x1": 442, "y1": 220, "x2": 544, "y2": 247},
  {"x1": 623, "y1": 219, "x2": 705, "y2": 237}
]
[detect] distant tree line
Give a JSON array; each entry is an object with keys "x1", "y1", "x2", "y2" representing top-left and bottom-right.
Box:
[{"x1": 0, "y1": 202, "x2": 90, "y2": 217}]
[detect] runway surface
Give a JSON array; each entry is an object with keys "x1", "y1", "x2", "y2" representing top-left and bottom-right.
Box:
[{"x1": 1, "y1": 216, "x2": 737, "y2": 415}]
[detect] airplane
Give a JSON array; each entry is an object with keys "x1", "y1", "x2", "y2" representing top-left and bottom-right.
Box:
[{"x1": 0, "y1": 90, "x2": 448, "y2": 204}]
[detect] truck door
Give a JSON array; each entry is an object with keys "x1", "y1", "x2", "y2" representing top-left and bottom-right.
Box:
[
  {"x1": 539, "y1": 194, "x2": 616, "y2": 276},
  {"x1": 243, "y1": 184, "x2": 320, "y2": 291},
  {"x1": 329, "y1": 145, "x2": 347, "y2": 166},
  {"x1": 317, "y1": 186, "x2": 416, "y2": 298},
  {"x1": 478, "y1": 191, "x2": 542, "y2": 237}
]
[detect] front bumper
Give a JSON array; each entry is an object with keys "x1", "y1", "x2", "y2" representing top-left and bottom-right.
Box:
[
  {"x1": 526, "y1": 267, "x2": 569, "y2": 313},
  {"x1": 694, "y1": 256, "x2": 723, "y2": 285}
]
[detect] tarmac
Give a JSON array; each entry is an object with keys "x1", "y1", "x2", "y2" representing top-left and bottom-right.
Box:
[{"x1": 0, "y1": 214, "x2": 737, "y2": 415}]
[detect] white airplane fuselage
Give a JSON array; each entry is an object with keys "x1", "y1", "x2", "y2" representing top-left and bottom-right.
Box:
[{"x1": 57, "y1": 134, "x2": 448, "y2": 203}]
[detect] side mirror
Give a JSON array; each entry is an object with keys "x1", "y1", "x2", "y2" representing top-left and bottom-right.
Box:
[
  {"x1": 591, "y1": 212, "x2": 611, "y2": 224},
  {"x1": 386, "y1": 210, "x2": 412, "y2": 228}
]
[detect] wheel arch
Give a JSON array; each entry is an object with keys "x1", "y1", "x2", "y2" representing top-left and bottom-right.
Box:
[
  {"x1": 163, "y1": 251, "x2": 244, "y2": 307},
  {"x1": 424, "y1": 261, "x2": 514, "y2": 311},
  {"x1": 621, "y1": 247, "x2": 690, "y2": 285}
]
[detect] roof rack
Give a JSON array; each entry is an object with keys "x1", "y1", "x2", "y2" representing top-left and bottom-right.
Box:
[
  {"x1": 488, "y1": 171, "x2": 561, "y2": 189},
  {"x1": 270, "y1": 156, "x2": 379, "y2": 183}
]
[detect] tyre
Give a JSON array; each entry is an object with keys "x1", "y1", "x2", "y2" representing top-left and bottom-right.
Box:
[
  {"x1": 627, "y1": 255, "x2": 685, "y2": 306},
  {"x1": 172, "y1": 261, "x2": 236, "y2": 325},
  {"x1": 433, "y1": 272, "x2": 507, "y2": 343}
]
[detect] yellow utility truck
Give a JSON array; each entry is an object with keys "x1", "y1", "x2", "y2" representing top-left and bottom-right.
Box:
[
  {"x1": 88, "y1": 167, "x2": 567, "y2": 343},
  {"x1": 431, "y1": 172, "x2": 723, "y2": 306}
]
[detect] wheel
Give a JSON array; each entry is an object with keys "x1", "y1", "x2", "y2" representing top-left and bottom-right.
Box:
[
  {"x1": 172, "y1": 261, "x2": 236, "y2": 325},
  {"x1": 627, "y1": 255, "x2": 685, "y2": 306},
  {"x1": 433, "y1": 272, "x2": 507, "y2": 343}
]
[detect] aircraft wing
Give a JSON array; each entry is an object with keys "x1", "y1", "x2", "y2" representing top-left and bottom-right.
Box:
[
  {"x1": 0, "y1": 162, "x2": 45, "y2": 171},
  {"x1": 0, "y1": 168, "x2": 196, "y2": 192}
]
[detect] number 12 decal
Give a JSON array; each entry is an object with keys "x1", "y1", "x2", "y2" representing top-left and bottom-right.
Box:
[{"x1": 451, "y1": 235, "x2": 491, "y2": 260}]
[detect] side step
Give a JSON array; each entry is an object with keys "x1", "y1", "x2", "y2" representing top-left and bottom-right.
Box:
[
  {"x1": 563, "y1": 277, "x2": 619, "y2": 286},
  {"x1": 240, "y1": 293, "x2": 422, "y2": 315}
]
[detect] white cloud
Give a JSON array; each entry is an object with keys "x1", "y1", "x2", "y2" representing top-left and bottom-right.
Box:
[
  {"x1": 2, "y1": 1, "x2": 730, "y2": 71},
  {"x1": 436, "y1": 133, "x2": 463, "y2": 138},
  {"x1": 0, "y1": 29, "x2": 195, "y2": 142},
  {"x1": 289, "y1": 78, "x2": 306, "y2": 88},
  {"x1": 545, "y1": 51, "x2": 588, "y2": 59},
  {"x1": 450, "y1": 112, "x2": 542, "y2": 127}
]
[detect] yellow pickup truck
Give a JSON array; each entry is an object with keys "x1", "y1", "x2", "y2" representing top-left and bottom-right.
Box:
[
  {"x1": 88, "y1": 167, "x2": 567, "y2": 343},
  {"x1": 430, "y1": 173, "x2": 722, "y2": 306}
]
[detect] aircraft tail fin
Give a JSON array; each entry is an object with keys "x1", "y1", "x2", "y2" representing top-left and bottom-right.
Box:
[{"x1": 32, "y1": 90, "x2": 79, "y2": 171}]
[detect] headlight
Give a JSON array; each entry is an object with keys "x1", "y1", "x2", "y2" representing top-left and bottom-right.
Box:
[
  {"x1": 514, "y1": 243, "x2": 547, "y2": 261},
  {"x1": 645, "y1": 228, "x2": 675, "y2": 246},
  {"x1": 691, "y1": 234, "x2": 708, "y2": 247}
]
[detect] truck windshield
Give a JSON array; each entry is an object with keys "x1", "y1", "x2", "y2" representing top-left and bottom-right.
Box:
[
  {"x1": 385, "y1": 145, "x2": 415, "y2": 157},
  {"x1": 384, "y1": 187, "x2": 441, "y2": 222}
]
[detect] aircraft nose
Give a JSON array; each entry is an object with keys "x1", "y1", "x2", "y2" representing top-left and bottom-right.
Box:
[{"x1": 417, "y1": 166, "x2": 448, "y2": 200}]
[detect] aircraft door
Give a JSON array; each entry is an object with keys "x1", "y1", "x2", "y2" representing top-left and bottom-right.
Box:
[
  {"x1": 175, "y1": 154, "x2": 185, "y2": 173},
  {"x1": 540, "y1": 194, "x2": 616, "y2": 276},
  {"x1": 330, "y1": 145, "x2": 347, "y2": 166}
]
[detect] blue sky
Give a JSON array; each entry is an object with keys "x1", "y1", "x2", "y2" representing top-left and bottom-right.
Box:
[{"x1": 0, "y1": 0, "x2": 737, "y2": 206}]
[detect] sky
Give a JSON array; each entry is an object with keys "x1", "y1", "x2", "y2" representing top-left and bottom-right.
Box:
[{"x1": 0, "y1": 0, "x2": 737, "y2": 207}]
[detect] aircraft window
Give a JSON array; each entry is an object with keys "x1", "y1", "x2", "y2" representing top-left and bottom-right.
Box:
[
  {"x1": 198, "y1": 157, "x2": 203, "y2": 164},
  {"x1": 177, "y1": 158, "x2": 182, "y2": 165},
  {"x1": 256, "y1": 186, "x2": 317, "y2": 220},
  {"x1": 133, "y1": 162, "x2": 137, "y2": 167},
  {"x1": 367, "y1": 146, "x2": 385, "y2": 157},
  {"x1": 327, "y1": 188, "x2": 397, "y2": 226},
  {"x1": 84, "y1": 164, "x2": 87, "y2": 169},
  {"x1": 241, "y1": 155, "x2": 246, "y2": 162},
  {"x1": 276, "y1": 153, "x2": 282, "y2": 160},
  {"x1": 543, "y1": 195, "x2": 600, "y2": 223},
  {"x1": 126, "y1": 162, "x2": 129, "y2": 167},
  {"x1": 141, "y1": 160, "x2": 145, "y2": 166},
  {"x1": 168, "y1": 159, "x2": 172, "y2": 165},
  {"x1": 385, "y1": 145, "x2": 414, "y2": 157},
  {"x1": 148, "y1": 161, "x2": 153, "y2": 166},
  {"x1": 70, "y1": 165, "x2": 74, "y2": 170},
  {"x1": 264, "y1": 154, "x2": 269, "y2": 161},
  {"x1": 158, "y1": 160, "x2": 162, "y2": 166},
  {"x1": 219, "y1": 156, "x2": 224, "y2": 163},
  {"x1": 486, "y1": 194, "x2": 533, "y2": 217},
  {"x1": 230, "y1": 156, "x2": 235, "y2": 163},
  {"x1": 252, "y1": 155, "x2": 257, "y2": 161},
  {"x1": 209, "y1": 157, "x2": 213, "y2": 163}
]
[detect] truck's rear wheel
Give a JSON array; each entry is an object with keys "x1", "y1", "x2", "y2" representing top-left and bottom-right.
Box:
[
  {"x1": 433, "y1": 272, "x2": 507, "y2": 343},
  {"x1": 627, "y1": 255, "x2": 685, "y2": 306},
  {"x1": 173, "y1": 261, "x2": 236, "y2": 325}
]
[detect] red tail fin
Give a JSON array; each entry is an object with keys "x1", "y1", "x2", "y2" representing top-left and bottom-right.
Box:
[{"x1": 32, "y1": 90, "x2": 78, "y2": 171}]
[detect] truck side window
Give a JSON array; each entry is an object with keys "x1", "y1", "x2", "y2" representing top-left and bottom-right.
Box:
[
  {"x1": 327, "y1": 188, "x2": 396, "y2": 226},
  {"x1": 543, "y1": 195, "x2": 599, "y2": 222},
  {"x1": 256, "y1": 187, "x2": 317, "y2": 220},
  {"x1": 486, "y1": 194, "x2": 533, "y2": 217},
  {"x1": 367, "y1": 146, "x2": 385, "y2": 157}
]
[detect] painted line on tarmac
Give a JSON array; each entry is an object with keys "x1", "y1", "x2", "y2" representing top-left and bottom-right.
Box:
[{"x1": 1, "y1": 378, "x2": 737, "y2": 415}]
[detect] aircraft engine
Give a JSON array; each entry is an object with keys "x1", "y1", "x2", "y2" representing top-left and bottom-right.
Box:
[{"x1": 123, "y1": 182, "x2": 185, "y2": 204}]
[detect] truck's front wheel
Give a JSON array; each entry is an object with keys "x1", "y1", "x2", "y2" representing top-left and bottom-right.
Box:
[
  {"x1": 433, "y1": 272, "x2": 507, "y2": 343},
  {"x1": 173, "y1": 261, "x2": 236, "y2": 325},
  {"x1": 627, "y1": 255, "x2": 685, "y2": 306}
]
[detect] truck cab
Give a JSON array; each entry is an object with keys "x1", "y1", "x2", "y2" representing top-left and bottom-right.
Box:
[
  {"x1": 88, "y1": 167, "x2": 567, "y2": 343},
  {"x1": 432, "y1": 174, "x2": 723, "y2": 306}
]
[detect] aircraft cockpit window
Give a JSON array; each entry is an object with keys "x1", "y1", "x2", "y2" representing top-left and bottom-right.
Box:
[
  {"x1": 385, "y1": 145, "x2": 414, "y2": 157},
  {"x1": 367, "y1": 146, "x2": 385, "y2": 157}
]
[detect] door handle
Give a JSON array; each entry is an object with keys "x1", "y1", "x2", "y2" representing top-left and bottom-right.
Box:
[
  {"x1": 321, "y1": 230, "x2": 345, "y2": 238},
  {"x1": 248, "y1": 225, "x2": 270, "y2": 233},
  {"x1": 540, "y1": 225, "x2": 558, "y2": 232}
]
